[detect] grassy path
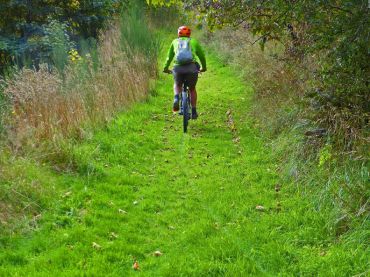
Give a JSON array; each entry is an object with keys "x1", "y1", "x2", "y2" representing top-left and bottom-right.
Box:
[{"x1": 0, "y1": 53, "x2": 367, "y2": 276}]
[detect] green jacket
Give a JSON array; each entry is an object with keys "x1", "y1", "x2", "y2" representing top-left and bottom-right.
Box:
[{"x1": 163, "y1": 37, "x2": 207, "y2": 71}]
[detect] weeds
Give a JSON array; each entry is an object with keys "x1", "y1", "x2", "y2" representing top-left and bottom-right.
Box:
[
  {"x1": 120, "y1": 3, "x2": 161, "y2": 76},
  {"x1": 204, "y1": 27, "x2": 369, "y2": 238},
  {"x1": 2, "y1": 9, "x2": 157, "y2": 153},
  {"x1": 0, "y1": 4, "x2": 159, "y2": 230}
]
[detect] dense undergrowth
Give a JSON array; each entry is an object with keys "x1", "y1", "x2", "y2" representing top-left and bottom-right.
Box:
[
  {"x1": 0, "y1": 4, "x2": 160, "y2": 233},
  {"x1": 203, "y1": 28, "x2": 369, "y2": 246}
]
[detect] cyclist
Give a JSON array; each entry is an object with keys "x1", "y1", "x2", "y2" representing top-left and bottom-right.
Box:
[{"x1": 163, "y1": 26, "x2": 207, "y2": 119}]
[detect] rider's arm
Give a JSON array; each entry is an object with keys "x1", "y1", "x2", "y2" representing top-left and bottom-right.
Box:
[
  {"x1": 193, "y1": 39, "x2": 207, "y2": 71},
  {"x1": 163, "y1": 41, "x2": 175, "y2": 71}
]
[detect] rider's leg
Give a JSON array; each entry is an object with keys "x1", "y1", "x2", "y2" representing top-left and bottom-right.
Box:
[
  {"x1": 172, "y1": 83, "x2": 182, "y2": 112},
  {"x1": 174, "y1": 83, "x2": 182, "y2": 96},
  {"x1": 188, "y1": 71, "x2": 199, "y2": 119},
  {"x1": 172, "y1": 68, "x2": 185, "y2": 112},
  {"x1": 189, "y1": 87, "x2": 197, "y2": 108},
  {"x1": 173, "y1": 66, "x2": 182, "y2": 111},
  {"x1": 189, "y1": 87, "x2": 198, "y2": 119}
]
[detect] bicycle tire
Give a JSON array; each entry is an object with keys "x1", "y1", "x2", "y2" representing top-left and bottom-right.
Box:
[{"x1": 182, "y1": 90, "x2": 189, "y2": 133}]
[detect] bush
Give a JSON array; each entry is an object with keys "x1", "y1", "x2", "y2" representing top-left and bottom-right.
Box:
[
  {"x1": 187, "y1": 0, "x2": 369, "y2": 154},
  {"x1": 0, "y1": 0, "x2": 124, "y2": 72}
]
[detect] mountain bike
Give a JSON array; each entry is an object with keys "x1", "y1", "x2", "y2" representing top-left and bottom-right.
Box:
[{"x1": 167, "y1": 70, "x2": 192, "y2": 133}]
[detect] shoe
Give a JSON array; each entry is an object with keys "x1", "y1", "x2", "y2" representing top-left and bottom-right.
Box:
[
  {"x1": 191, "y1": 107, "x2": 198, "y2": 119},
  {"x1": 173, "y1": 97, "x2": 179, "y2": 112}
]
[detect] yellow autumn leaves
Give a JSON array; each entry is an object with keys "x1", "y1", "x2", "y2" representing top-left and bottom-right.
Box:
[
  {"x1": 68, "y1": 0, "x2": 80, "y2": 10},
  {"x1": 147, "y1": 0, "x2": 178, "y2": 7},
  {"x1": 68, "y1": 49, "x2": 81, "y2": 62}
]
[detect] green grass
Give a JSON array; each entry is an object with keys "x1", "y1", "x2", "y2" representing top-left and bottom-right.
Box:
[{"x1": 0, "y1": 47, "x2": 368, "y2": 276}]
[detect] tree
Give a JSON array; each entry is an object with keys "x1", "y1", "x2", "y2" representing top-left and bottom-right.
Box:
[
  {"x1": 179, "y1": 0, "x2": 369, "y2": 146},
  {"x1": 0, "y1": 0, "x2": 123, "y2": 73}
]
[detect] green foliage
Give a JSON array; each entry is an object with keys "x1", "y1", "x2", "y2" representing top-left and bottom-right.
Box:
[
  {"x1": 184, "y1": 0, "x2": 369, "y2": 150},
  {"x1": 120, "y1": 2, "x2": 161, "y2": 66},
  {"x1": 0, "y1": 0, "x2": 124, "y2": 72},
  {"x1": 319, "y1": 144, "x2": 332, "y2": 167},
  {"x1": 42, "y1": 20, "x2": 77, "y2": 73}
]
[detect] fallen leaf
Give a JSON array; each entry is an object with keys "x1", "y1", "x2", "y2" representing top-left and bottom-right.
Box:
[
  {"x1": 62, "y1": 191, "x2": 72, "y2": 198},
  {"x1": 275, "y1": 183, "x2": 281, "y2": 192},
  {"x1": 255, "y1": 205, "x2": 265, "y2": 211},
  {"x1": 133, "y1": 201, "x2": 139, "y2": 205},
  {"x1": 133, "y1": 261, "x2": 139, "y2": 270},
  {"x1": 110, "y1": 232, "x2": 118, "y2": 239},
  {"x1": 33, "y1": 214, "x2": 42, "y2": 220},
  {"x1": 118, "y1": 209, "x2": 127, "y2": 214},
  {"x1": 154, "y1": 250, "x2": 162, "y2": 257},
  {"x1": 92, "y1": 242, "x2": 101, "y2": 249}
]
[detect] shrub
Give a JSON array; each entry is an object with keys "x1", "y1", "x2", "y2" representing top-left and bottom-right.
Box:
[
  {"x1": 0, "y1": 0, "x2": 124, "y2": 72},
  {"x1": 187, "y1": 0, "x2": 369, "y2": 154}
]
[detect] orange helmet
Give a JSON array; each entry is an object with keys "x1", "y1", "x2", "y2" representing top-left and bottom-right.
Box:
[{"x1": 178, "y1": 26, "x2": 191, "y2": 37}]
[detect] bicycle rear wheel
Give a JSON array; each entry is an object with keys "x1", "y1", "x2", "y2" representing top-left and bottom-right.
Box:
[{"x1": 182, "y1": 90, "x2": 189, "y2": 133}]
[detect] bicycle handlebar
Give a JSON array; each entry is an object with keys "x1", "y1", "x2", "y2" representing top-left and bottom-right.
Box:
[{"x1": 164, "y1": 69, "x2": 204, "y2": 75}]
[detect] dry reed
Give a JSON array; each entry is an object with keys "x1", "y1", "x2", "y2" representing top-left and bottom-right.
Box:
[{"x1": 3, "y1": 23, "x2": 151, "y2": 150}]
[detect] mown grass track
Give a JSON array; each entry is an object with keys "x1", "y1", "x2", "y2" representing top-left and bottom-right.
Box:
[{"x1": 0, "y1": 52, "x2": 368, "y2": 276}]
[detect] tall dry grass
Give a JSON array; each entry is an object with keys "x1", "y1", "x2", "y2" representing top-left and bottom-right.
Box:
[
  {"x1": 3, "y1": 23, "x2": 152, "y2": 151},
  {"x1": 0, "y1": 4, "x2": 160, "y2": 230},
  {"x1": 206, "y1": 29, "x2": 310, "y2": 136}
]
